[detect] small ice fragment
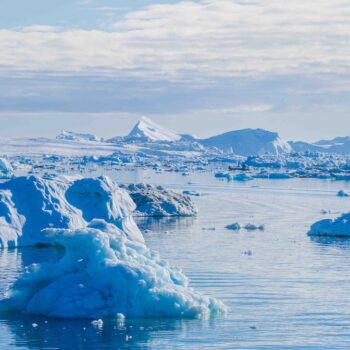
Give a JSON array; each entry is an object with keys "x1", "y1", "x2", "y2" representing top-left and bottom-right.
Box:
[
  {"x1": 116, "y1": 313, "x2": 125, "y2": 322},
  {"x1": 91, "y1": 319, "x2": 104, "y2": 328},
  {"x1": 225, "y1": 223, "x2": 241, "y2": 230},
  {"x1": 32, "y1": 323, "x2": 38, "y2": 328},
  {"x1": 244, "y1": 224, "x2": 264, "y2": 231}
]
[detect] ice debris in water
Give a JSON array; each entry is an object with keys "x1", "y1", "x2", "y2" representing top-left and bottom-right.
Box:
[
  {"x1": 0, "y1": 220, "x2": 227, "y2": 319},
  {"x1": 225, "y1": 223, "x2": 241, "y2": 230},
  {"x1": 121, "y1": 183, "x2": 198, "y2": 217},
  {"x1": 244, "y1": 223, "x2": 265, "y2": 231},
  {"x1": 226, "y1": 223, "x2": 264, "y2": 231},
  {"x1": 91, "y1": 319, "x2": 104, "y2": 328},
  {"x1": 337, "y1": 190, "x2": 349, "y2": 197},
  {"x1": 308, "y1": 212, "x2": 350, "y2": 237}
]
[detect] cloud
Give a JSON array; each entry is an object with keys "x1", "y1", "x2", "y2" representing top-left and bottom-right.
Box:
[
  {"x1": 0, "y1": 0, "x2": 350, "y2": 81},
  {"x1": 189, "y1": 104, "x2": 273, "y2": 114}
]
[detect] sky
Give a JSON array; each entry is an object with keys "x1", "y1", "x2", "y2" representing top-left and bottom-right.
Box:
[{"x1": 0, "y1": 0, "x2": 350, "y2": 141}]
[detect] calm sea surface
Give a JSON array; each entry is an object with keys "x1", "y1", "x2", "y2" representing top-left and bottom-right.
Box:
[{"x1": 1, "y1": 170, "x2": 350, "y2": 349}]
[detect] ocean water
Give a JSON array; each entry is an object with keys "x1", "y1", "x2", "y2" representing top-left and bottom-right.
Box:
[{"x1": 1, "y1": 171, "x2": 350, "y2": 349}]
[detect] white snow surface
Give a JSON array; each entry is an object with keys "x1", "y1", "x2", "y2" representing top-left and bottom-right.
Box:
[
  {"x1": 0, "y1": 219, "x2": 226, "y2": 319},
  {"x1": 127, "y1": 117, "x2": 181, "y2": 142},
  {"x1": 56, "y1": 131, "x2": 102, "y2": 143},
  {"x1": 201, "y1": 128, "x2": 292, "y2": 156},
  {"x1": 308, "y1": 212, "x2": 350, "y2": 237},
  {"x1": 0, "y1": 175, "x2": 143, "y2": 248},
  {"x1": 122, "y1": 183, "x2": 198, "y2": 217}
]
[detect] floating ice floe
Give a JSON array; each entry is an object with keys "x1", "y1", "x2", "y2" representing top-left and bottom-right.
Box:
[
  {"x1": 225, "y1": 223, "x2": 241, "y2": 230},
  {"x1": 308, "y1": 212, "x2": 350, "y2": 237},
  {"x1": 0, "y1": 220, "x2": 227, "y2": 319},
  {"x1": 182, "y1": 190, "x2": 201, "y2": 197},
  {"x1": 214, "y1": 172, "x2": 253, "y2": 182},
  {"x1": 225, "y1": 223, "x2": 264, "y2": 231},
  {"x1": 337, "y1": 190, "x2": 349, "y2": 197},
  {"x1": 121, "y1": 183, "x2": 198, "y2": 217},
  {"x1": 0, "y1": 175, "x2": 143, "y2": 248},
  {"x1": 244, "y1": 223, "x2": 265, "y2": 231}
]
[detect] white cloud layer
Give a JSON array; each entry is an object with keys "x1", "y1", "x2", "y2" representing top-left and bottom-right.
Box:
[{"x1": 1, "y1": 0, "x2": 350, "y2": 80}]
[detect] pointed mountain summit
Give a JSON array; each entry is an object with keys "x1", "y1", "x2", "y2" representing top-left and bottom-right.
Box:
[{"x1": 127, "y1": 117, "x2": 181, "y2": 142}]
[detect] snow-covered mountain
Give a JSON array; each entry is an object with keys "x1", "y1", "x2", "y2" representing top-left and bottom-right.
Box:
[
  {"x1": 288, "y1": 141, "x2": 323, "y2": 153},
  {"x1": 200, "y1": 128, "x2": 292, "y2": 156},
  {"x1": 289, "y1": 136, "x2": 350, "y2": 154},
  {"x1": 126, "y1": 117, "x2": 181, "y2": 142},
  {"x1": 56, "y1": 131, "x2": 102, "y2": 143}
]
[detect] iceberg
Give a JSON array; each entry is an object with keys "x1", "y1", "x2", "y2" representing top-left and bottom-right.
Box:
[
  {"x1": 308, "y1": 212, "x2": 350, "y2": 237},
  {"x1": 121, "y1": 183, "x2": 198, "y2": 217},
  {"x1": 0, "y1": 220, "x2": 226, "y2": 319},
  {"x1": 0, "y1": 175, "x2": 143, "y2": 248},
  {"x1": 201, "y1": 128, "x2": 291, "y2": 156}
]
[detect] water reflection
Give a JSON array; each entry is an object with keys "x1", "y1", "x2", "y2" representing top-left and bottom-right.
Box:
[
  {"x1": 1, "y1": 314, "x2": 209, "y2": 350},
  {"x1": 309, "y1": 235, "x2": 350, "y2": 250},
  {"x1": 135, "y1": 216, "x2": 195, "y2": 234}
]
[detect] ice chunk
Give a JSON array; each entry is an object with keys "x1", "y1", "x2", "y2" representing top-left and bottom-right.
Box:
[
  {"x1": 66, "y1": 177, "x2": 143, "y2": 242},
  {"x1": 0, "y1": 220, "x2": 226, "y2": 319},
  {"x1": 337, "y1": 190, "x2": 349, "y2": 197},
  {"x1": 308, "y1": 212, "x2": 350, "y2": 237},
  {"x1": 225, "y1": 223, "x2": 241, "y2": 230},
  {"x1": 244, "y1": 224, "x2": 265, "y2": 231},
  {"x1": 0, "y1": 176, "x2": 84, "y2": 247},
  {"x1": 0, "y1": 175, "x2": 143, "y2": 248},
  {"x1": 122, "y1": 183, "x2": 198, "y2": 217}
]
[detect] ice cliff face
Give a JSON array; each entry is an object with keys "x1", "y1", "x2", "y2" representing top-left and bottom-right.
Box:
[
  {"x1": 122, "y1": 183, "x2": 198, "y2": 217},
  {"x1": 0, "y1": 175, "x2": 143, "y2": 248}
]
